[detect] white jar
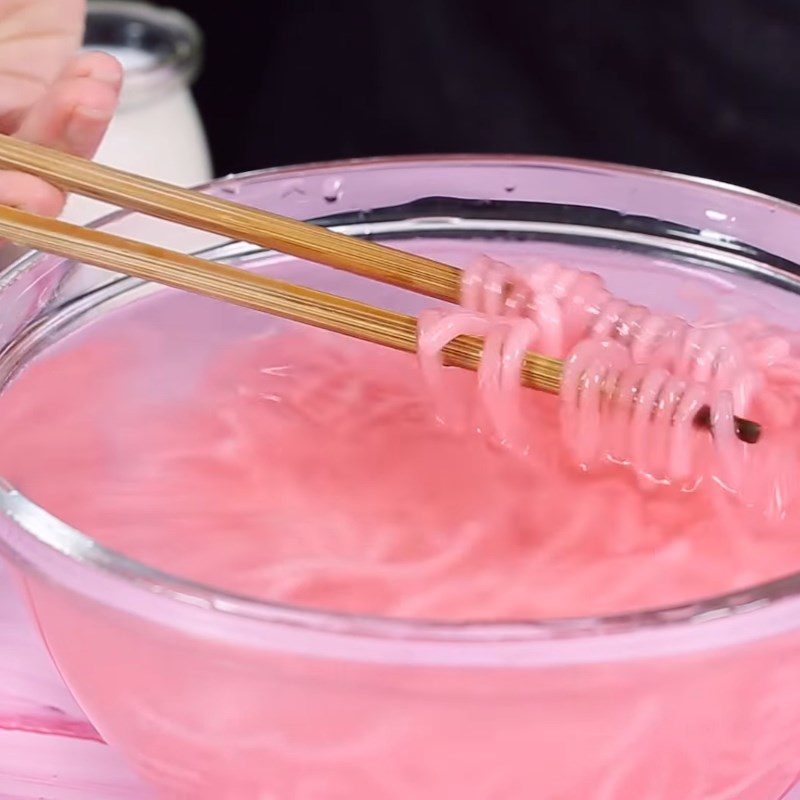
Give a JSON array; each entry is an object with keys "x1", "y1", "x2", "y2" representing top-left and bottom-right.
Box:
[{"x1": 62, "y1": 1, "x2": 213, "y2": 224}]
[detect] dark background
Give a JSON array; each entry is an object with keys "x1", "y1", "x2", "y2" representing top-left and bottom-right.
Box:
[{"x1": 155, "y1": 0, "x2": 800, "y2": 202}]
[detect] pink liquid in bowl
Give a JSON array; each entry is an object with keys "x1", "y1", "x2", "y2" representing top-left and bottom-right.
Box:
[{"x1": 3, "y1": 169, "x2": 800, "y2": 798}]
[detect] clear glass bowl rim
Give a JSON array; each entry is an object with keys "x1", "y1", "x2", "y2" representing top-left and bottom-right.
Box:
[{"x1": 3, "y1": 152, "x2": 800, "y2": 651}]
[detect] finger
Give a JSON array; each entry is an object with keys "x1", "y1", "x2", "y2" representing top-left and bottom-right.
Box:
[
  {"x1": 0, "y1": 169, "x2": 64, "y2": 216},
  {"x1": 14, "y1": 51, "x2": 122, "y2": 158},
  {"x1": 61, "y1": 50, "x2": 123, "y2": 89}
]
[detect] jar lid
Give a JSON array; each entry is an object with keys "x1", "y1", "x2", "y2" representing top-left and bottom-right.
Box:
[{"x1": 83, "y1": 1, "x2": 203, "y2": 109}]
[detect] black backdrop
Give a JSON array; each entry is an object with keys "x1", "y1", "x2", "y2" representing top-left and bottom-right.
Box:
[{"x1": 153, "y1": 0, "x2": 800, "y2": 202}]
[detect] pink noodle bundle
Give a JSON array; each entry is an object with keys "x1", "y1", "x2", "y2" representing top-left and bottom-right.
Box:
[
  {"x1": 461, "y1": 256, "x2": 770, "y2": 412},
  {"x1": 420, "y1": 256, "x2": 800, "y2": 493}
]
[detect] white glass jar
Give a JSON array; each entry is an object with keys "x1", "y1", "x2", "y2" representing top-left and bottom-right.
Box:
[{"x1": 62, "y1": 1, "x2": 212, "y2": 224}]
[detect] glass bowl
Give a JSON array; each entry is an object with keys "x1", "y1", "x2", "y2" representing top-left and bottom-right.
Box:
[{"x1": 1, "y1": 157, "x2": 800, "y2": 799}]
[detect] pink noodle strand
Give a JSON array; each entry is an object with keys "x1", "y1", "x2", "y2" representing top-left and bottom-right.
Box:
[
  {"x1": 418, "y1": 311, "x2": 540, "y2": 451},
  {"x1": 417, "y1": 309, "x2": 491, "y2": 429}
]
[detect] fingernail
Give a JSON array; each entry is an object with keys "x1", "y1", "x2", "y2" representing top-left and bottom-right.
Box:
[{"x1": 74, "y1": 105, "x2": 114, "y2": 121}]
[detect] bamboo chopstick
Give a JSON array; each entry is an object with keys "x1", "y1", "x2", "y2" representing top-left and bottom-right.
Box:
[
  {"x1": 0, "y1": 203, "x2": 563, "y2": 394},
  {"x1": 0, "y1": 134, "x2": 462, "y2": 302}
]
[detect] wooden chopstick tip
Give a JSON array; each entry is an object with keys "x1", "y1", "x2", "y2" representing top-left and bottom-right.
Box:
[{"x1": 693, "y1": 405, "x2": 762, "y2": 444}]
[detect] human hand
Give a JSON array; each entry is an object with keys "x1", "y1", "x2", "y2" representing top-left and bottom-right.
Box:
[{"x1": 0, "y1": 0, "x2": 122, "y2": 216}]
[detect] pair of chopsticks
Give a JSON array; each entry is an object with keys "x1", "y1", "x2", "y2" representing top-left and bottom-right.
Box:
[{"x1": 0, "y1": 135, "x2": 760, "y2": 443}]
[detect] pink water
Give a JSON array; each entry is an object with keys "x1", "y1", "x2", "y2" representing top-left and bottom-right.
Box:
[
  {"x1": 3, "y1": 240, "x2": 800, "y2": 798},
  {"x1": 2, "y1": 246, "x2": 800, "y2": 620}
]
